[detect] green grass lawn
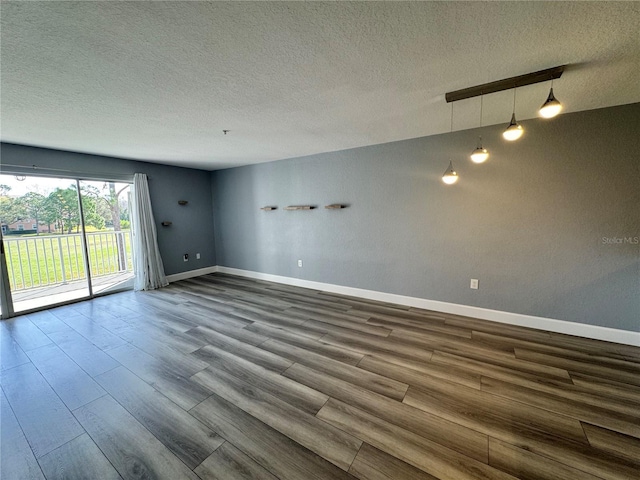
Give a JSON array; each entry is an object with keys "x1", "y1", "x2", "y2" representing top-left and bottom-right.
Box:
[{"x1": 3, "y1": 231, "x2": 133, "y2": 290}]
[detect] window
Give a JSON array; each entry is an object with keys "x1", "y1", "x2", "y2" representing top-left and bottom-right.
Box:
[
  {"x1": 18, "y1": 224, "x2": 24, "y2": 231},
  {"x1": 32, "y1": 224, "x2": 38, "y2": 229}
]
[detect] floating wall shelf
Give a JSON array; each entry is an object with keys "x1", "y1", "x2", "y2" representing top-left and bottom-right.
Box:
[
  {"x1": 260, "y1": 206, "x2": 277, "y2": 211},
  {"x1": 178, "y1": 200, "x2": 188, "y2": 206},
  {"x1": 161, "y1": 221, "x2": 172, "y2": 226},
  {"x1": 284, "y1": 205, "x2": 315, "y2": 210},
  {"x1": 325, "y1": 204, "x2": 347, "y2": 209}
]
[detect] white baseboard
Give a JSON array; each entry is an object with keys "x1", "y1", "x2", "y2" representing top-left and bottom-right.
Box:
[
  {"x1": 166, "y1": 266, "x2": 219, "y2": 283},
  {"x1": 214, "y1": 266, "x2": 640, "y2": 347}
]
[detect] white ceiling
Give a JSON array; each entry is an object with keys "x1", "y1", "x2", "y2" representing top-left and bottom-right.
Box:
[{"x1": 1, "y1": 1, "x2": 639, "y2": 170}]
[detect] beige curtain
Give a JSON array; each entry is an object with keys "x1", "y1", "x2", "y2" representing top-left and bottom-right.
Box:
[{"x1": 131, "y1": 173, "x2": 168, "y2": 291}]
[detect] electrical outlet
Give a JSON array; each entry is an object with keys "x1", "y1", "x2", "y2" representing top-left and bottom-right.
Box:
[
  {"x1": 196, "y1": 253, "x2": 201, "y2": 259},
  {"x1": 183, "y1": 254, "x2": 189, "y2": 262},
  {"x1": 297, "y1": 259, "x2": 303, "y2": 268},
  {"x1": 470, "y1": 278, "x2": 479, "y2": 289}
]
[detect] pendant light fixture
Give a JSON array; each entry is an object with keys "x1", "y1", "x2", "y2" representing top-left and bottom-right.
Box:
[
  {"x1": 503, "y1": 87, "x2": 524, "y2": 141},
  {"x1": 539, "y1": 80, "x2": 562, "y2": 118},
  {"x1": 442, "y1": 103, "x2": 459, "y2": 185},
  {"x1": 470, "y1": 95, "x2": 489, "y2": 163},
  {"x1": 442, "y1": 160, "x2": 459, "y2": 185}
]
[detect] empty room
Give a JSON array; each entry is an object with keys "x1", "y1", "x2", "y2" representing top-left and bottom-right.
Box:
[{"x1": 1, "y1": 2, "x2": 638, "y2": 480}]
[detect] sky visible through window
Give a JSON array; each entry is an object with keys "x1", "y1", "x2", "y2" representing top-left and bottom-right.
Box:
[
  {"x1": 1, "y1": 174, "x2": 130, "y2": 197},
  {"x1": 1, "y1": 175, "x2": 75, "y2": 196}
]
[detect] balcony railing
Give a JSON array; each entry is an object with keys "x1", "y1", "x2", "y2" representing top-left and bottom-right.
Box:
[{"x1": 3, "y1": 231, "x2": 133, "y2": 291}]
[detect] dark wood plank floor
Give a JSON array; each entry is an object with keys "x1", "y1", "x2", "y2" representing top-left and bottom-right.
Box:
[{"x1": 1, "y1": 273, "x2": 639, "y2": 480}]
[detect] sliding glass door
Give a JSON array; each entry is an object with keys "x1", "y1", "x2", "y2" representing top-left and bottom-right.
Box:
[
  {"x1": 80, "y1": 180, "x2": 135, "y2": 295},
  {"x1": 0, "y1": 173, "x2": 134, "y2": 315}
]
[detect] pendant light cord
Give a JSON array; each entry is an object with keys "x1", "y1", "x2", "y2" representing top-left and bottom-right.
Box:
[
  {"x1": 450, "y1": 102, "x2": 454, "y2": 133},
  {"x1": 512, "y1": 87, "x2": 517, "y2": 114},
  {"x1": 476, "y1": 94, "x2": 484, "y2": 148}
]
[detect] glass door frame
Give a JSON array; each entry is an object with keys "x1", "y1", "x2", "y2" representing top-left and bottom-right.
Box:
[
  {"x1": 1, "y1": 229, "x2": 15, "y2": 319},
  {"x1": 75, "y1": 178, "x2": 94, "y2": 301},
  {"x1": 0, "y1": 172, "x2": 134, "y2": 319}
]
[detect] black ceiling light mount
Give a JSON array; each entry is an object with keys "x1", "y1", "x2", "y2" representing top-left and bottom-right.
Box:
[
  {"x1": 442, "y1": 65, "x2": 565, "y2": 149},
  {"x1": 445, "y1": 65, "x2": 565, "y2": 103}
]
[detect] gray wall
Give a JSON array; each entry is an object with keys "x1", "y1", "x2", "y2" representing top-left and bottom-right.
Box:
[
  {"x1": 1, "y1": 143, "x2": 216, "y2": 275},
  {"x1": 212, "y1": 103, "x2": 640, "y2": 332}
]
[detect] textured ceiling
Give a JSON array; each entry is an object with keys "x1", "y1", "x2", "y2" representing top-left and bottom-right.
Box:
[{"x1": 1, "y1": 1, "x2": 639, "y2": 170}]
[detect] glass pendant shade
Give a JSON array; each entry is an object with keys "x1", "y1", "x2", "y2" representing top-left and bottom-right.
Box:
[
  {"x1": 442, "y1": 161, "x2": 459, "y2": 185},
  {"x1": 470, "y1": 147, "x2": 489, "y2": 163},
  {"x1": 503, "y1": 113, "x2": 524, "y2": 141},
  {"x1": 470, "y1": 136, "x2": 489, "y2": 163},
  {"x1": 539, "y1": 87, "x2": 562, "y2": 118}
]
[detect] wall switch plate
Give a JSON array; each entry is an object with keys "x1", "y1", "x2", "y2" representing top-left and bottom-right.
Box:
[
  {"x1": 297, "y1": 259, "x2": 303, "y2": 267},
  {"x1": 196, "y1": 253, "x2": 201, "y2": 259},
  {"x1": 183, "y1": 254, "x2": 189, "y2": 262},
  {"x1": 470, "y1": 278, "x2": 479, "y2": 289}
]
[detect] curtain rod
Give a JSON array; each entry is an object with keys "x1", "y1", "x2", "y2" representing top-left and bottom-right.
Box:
[{"x1": 0, "y1": 163, "x2": 138, "y2": 182}]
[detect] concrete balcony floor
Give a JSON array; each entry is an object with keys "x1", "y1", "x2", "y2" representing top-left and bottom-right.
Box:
[{"x1": 11, "y1": 272, "x2": 134, "y2": 313}]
